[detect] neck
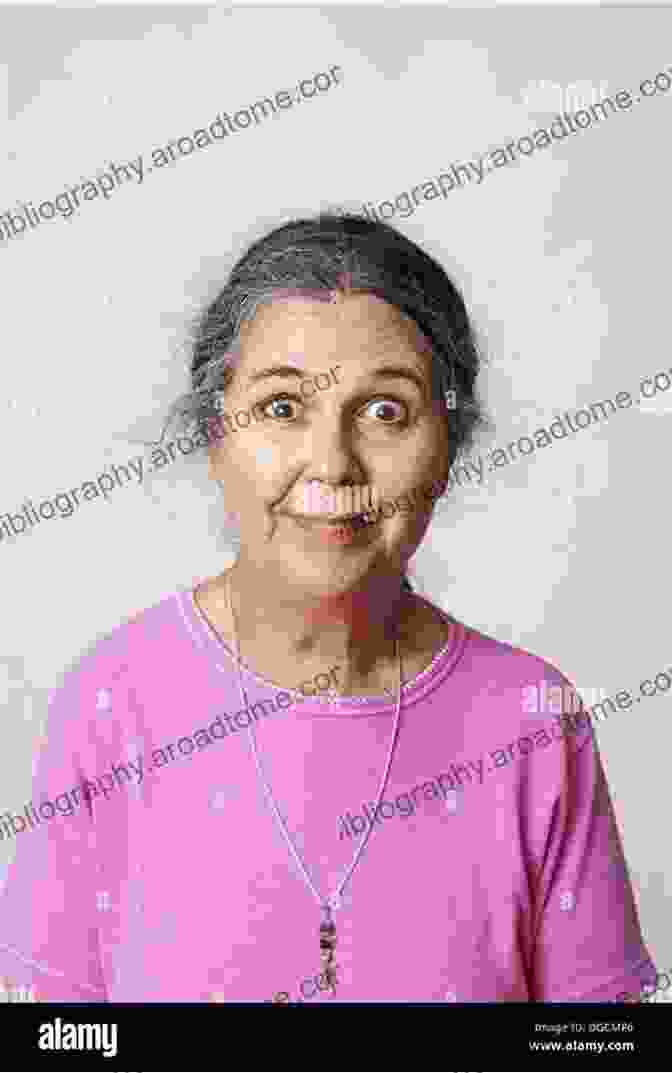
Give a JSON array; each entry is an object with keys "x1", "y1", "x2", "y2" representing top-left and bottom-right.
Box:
[{"x1": 224, "y1": 560, "x2": 408, "y2": 693}]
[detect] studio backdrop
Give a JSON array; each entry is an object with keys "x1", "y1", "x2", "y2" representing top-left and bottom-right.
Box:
[{"x1": 0, "y1": 2, "x2": 669, "y2": 986}]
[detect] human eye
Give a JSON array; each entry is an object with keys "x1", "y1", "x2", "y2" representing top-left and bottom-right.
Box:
[
  {"x1": 258, "y1": 394, "x2": 304, "y2": 422},
  {"x1": 359, "y1": 397, "x2": 408, "y2": 425}
]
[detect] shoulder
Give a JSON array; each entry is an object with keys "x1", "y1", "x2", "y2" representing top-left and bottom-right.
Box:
[
  {"x1": 462, "y1": 621, "x2": 578, "y2": 699},
  {"x1": 421, "y1": 603, "x2": 594, "y2": 758},
  {"x1": 420, "y1": 595, "x2": 577, "y2": 697},
  {"x1": 49, "y1": 590, "x2": 187, "y2": 724},
  {"x1": 466, "y1": 622, "x2": 598, "y2": 780}
]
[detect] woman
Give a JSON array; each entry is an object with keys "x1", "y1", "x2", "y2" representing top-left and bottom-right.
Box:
[{"x1": 0, "y1": 213, "x2": 657, "y2": 1002}]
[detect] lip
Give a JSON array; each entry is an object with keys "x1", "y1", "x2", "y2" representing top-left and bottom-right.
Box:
[
  {"x1": 289, "y1": 513, "x2": 368, "y2": 525},
  {"x1": 286, "y1": 512, "x2": 379, "y2": 543}
]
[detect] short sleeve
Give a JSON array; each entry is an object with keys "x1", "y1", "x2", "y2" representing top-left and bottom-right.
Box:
[
  {"x1": 0, "y1": 668, "x2": 107, "y2": 1001},
  {"x1": 530, "y1": 724, "x2": 658, "y2": 1001}
]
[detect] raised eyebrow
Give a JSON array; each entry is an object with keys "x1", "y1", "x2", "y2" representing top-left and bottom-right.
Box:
[
  {"x1": 367, "y1": 365, "x2": 427, "y2": 393},
  {"x1": 247, "y1": 366, "x2": 307, "y2": 384},
  {"x1": 246, "y1": 363, "x2": 429, "y2": 396}
]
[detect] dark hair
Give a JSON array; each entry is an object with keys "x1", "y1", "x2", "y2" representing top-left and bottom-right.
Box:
[{"x1": 169, "y1": 212, "x2": 491, "y2": 590}]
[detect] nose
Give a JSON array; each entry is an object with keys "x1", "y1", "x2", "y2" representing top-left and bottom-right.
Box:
[{"x1": 302, "y1": 411, "x2": 361, "y2": 487}]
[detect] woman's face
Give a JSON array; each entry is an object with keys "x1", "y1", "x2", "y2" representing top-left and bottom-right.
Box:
[{"x1": 207, "y1": 292, "x2": 451, "y2": 597}]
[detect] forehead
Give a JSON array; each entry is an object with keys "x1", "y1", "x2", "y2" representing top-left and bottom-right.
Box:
[{"x1": 238, "y1": 293, "x2": 432, "y2": 365}]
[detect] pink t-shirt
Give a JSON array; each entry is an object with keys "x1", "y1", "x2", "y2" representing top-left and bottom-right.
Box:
[{"x1": 0, "y1": 588, "x2": 657, "y2": 1002}]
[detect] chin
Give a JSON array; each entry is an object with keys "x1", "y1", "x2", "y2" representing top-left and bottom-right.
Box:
[
  {"x1": 285, "y1": 564, "x2": 370, "y2": 599},
  {"x1": 276, "y1": 550, "x2": 405, "y2": 600}
]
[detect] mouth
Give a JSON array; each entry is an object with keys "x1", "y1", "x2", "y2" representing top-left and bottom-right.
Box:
[
  {"x1": 286, "y1": 512, "x2": 380, "y2": 542},
  {"x1": 289, "y1": 512, "x2": 379, "y2": 527}
]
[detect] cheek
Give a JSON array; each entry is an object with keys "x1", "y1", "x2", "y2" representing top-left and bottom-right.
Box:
[
  {"x1": 380, "y1": 437, "x2": 445, "y2": 489},
  {"x1": 211, "y1": 441, "x2": 294, "y2": 502}
]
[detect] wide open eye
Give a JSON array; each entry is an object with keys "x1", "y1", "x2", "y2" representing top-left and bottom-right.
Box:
[
  {"x1": 259, "y1": 395, "x2": 303, "y2": 421},
  {"x1": 361, "y1": 398, "x2": 407, "y2": 424}
]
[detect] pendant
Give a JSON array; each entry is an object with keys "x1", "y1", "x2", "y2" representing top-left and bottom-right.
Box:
[
  {"x1": 320, "y1": 904, "x2": 338, "y2": 995},
  {"x1": 322, "y1": 962, "x2": 338, "y2": 995}
]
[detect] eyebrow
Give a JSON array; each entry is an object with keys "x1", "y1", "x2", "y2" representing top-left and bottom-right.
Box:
[
  {"x1": 246, "y1": 363, "x2": 427, "y2": 392},
  {"x1": 368, "y1": 365, "x2": 427, "y2": 394},
  {"x1": 247, "y1": 365, "x2": 306, "y2": 384}
]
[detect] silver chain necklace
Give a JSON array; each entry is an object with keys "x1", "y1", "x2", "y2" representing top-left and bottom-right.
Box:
[{"x1": 225, "y1": 570, "x2": 404, "y2": 996}]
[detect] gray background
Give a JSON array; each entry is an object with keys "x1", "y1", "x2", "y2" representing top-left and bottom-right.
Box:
[{"x1": 0, "y1": 4, "x2": 669, "y2": 982}]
